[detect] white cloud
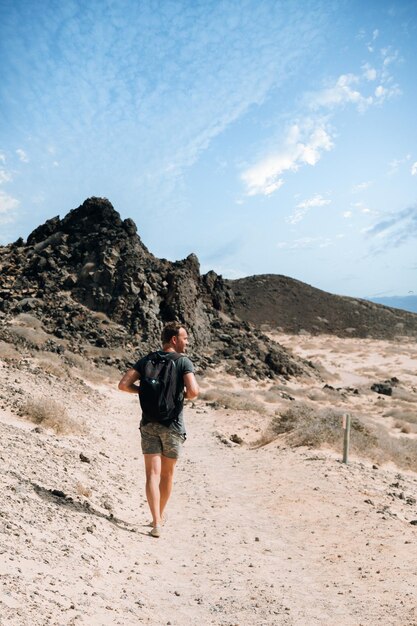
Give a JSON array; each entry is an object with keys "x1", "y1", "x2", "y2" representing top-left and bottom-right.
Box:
[
  {"x1": 352, "y1": 181, "x2": 372, "y2": 193},
  {"x1": 296, "y1": 194, "x2": 330, "y2": 210},
  {"x1": 350, "y1": 201, "x2": 375, "y2": 215},
  {"x1": 277, "y1": 236, "x2": 333, "y2": 250},
  {"x1": 362, "y1": 64, "x2": 377, "y2": 81},
  {"x1": 308, "y1": 53, "x2": 400, "y2": 114},
  {"x1": 241, "y1": 122, "x2": 333, "y2": 197},
  {"x1": 411, "y1": 162, "x2": 417, "y2": 176},
  {"x1": 309, "y1": 73, "x2": 373, "y2": 113},
  {"x1": 16, "y1": 148, "x2": 29, "y2": 163},
  {"x1": 0, "y1": 153, "x2": 6, "y2": 164},
  {"x1": 343, "y1": 211, "x2": 352, "y2": 218},
  {"x1": 0, "y1": 190, "x2": 20, "y2": 214},
  {"x1": 388, "y1": 154, "x2": 411, "y2": 175},
  {"x1": 286, "y1": 193, "x2": 331, "y2": 224},
  {"x1": 0, "y1": 169, "x2": 13, "y2": 184}
]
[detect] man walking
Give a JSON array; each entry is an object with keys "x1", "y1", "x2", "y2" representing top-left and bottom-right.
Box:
[{"x1": 118, "y1": 322, "x2": 199, "y2": 537}]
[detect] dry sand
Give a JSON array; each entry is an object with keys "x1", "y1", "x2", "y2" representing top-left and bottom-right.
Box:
[{"x1": 0, "y1": 333, "x2": 416, "y2": 625}]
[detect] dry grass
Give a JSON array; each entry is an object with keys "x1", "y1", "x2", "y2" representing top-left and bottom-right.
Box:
[
  {"x1": 37, "y1": 353, "x2": 70, "y2": 379},
  {"x1": 76, "y1": 482, "x2": 92, "y2": 498},
  {"x1": 383, "y1": 407, "x2": 417, "y2": 424},
  {"x1": 269, "y1": 403, "x2": 375, "y2": 452},
  {"x1": 371, "y1": 425, "x2": 417, "y2": 471},
  {"x1": 0, "y1": 341, "x2": 21, "y2": 361},
  {"x1": 200, "y1": 389, "x2": 267, "y2": 414},
  {"x1": 8, "y1": 325, "x2": 50, "y2": 348},
  {"x1": 255, "y1": 402, "x2": 417, "y2": 471},
  {"x1": 14, "y1": 313, "x2": 44, "y2": 329},
  {"x1": 392, "y1": 388, "x2": 417, "y2": 402},
  {"x1": 19, "y1": 397, "x2": 85, "y2": 435}
]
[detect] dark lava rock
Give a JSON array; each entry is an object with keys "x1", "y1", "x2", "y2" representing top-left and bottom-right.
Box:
[
  {"x1": 371, "y1": 383, "x2": 393, "y2": 396},
  {"x1": 0, "y1": 197, "x2": 311, "y2": 381}
]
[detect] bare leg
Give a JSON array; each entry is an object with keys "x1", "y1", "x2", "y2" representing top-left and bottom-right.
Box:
[
  {"x1": 144, "y1": 454, "x2": 162, "y2": 527},
  {"x1": 160, "y1": 456, "x2": 177, "y2": 519}
]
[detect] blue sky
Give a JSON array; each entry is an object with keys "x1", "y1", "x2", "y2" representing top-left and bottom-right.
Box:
[{"x1": 1, "y1": 0, "x2": 416, "y2": 298}]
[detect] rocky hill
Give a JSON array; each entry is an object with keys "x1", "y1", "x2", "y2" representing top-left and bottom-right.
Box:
[
  {"x1": 227, "y1": 274, "x2": 417, "y2": 339},
  {"x1": 0, "y1": 198, "x2": 308, "y2": 380}
]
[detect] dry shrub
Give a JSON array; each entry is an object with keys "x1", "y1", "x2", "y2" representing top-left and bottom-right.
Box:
[
  {"x1": 20, "y1": 397, "x2": 84, "y2": 435},
  {"x1": 372, "y1": 426, "x2": 417, "y2": 472},
  {"x1": 270, "y1": 403, "x2": 376, "y2": 452},
  {"x1": 0, "y1": 341, "x2": 21, "y2": 360},
  {"x1": 76, "y1": 482, "x2": 92, "y2": 498},
  {"x1": 383, "y1": 407, "x2": 417, "y2": 424},
  {"x1": 37, "y1": 353, "x2": 70, "y2": 379},
  {"x1": 8, "y1": 325, "x2": 50, "y2": 348},
  {"x1": 394, "y1": 421, "x2": 412, "y2": 434},
  {"x1": 305, "y1": 389, "x2": 329, "y2": 402},
  {"x1": 14, "y1": 313, "x2": 44, "y2": 329},
  {"x1": 200, "y1": 389, "x2": 266, "y2": 414},
  {"x1": 392, "y1": 388, "x2": 417, "y2": 403}
]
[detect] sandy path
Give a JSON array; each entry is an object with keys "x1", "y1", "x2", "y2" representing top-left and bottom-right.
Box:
[{"x1": 1, "y1": 368, "x2": 417, "y2": 625}]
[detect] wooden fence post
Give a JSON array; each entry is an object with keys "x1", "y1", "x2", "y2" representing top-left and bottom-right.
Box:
[{"x1": 342, "y1": 413, "x2": 351, "y2": 464}]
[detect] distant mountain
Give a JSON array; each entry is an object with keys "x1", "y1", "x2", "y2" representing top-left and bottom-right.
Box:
[
  {"x1": 367, "y1": 296, "x2": 417, "y2": 315},
  {"x1": 226, "y1": 274, "x2": 417, "y2": 339}
]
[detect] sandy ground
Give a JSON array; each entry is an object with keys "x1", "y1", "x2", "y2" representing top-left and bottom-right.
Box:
[{"x1": 0, "y1": 333, "x2": 416, "y2": 625}]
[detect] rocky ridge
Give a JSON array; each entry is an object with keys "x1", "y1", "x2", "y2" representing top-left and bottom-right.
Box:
[{"x1": 0, "y1": 198, "x2": 309, "y2": 380}]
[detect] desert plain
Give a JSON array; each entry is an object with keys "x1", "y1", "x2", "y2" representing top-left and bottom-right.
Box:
[{"x1": 0, "y1": 329, "x2": 416, "y2": 625}]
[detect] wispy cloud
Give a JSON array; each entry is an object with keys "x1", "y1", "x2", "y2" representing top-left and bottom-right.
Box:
[
  {"x1": 241, "y1": 121, "x2": 333, "y2": 196},
  {"x1": 241, "y1": 41, "x2": 401, "y2": 198},
  {"x1": 366, "y1": 205, "x2": 417, "y2": 249},
  {"x1": 411, "y1": 162, "x2": 417, "y2": 176},
  {"x1": 388, "y1": 154, "x2": 411, "y2": 175},
  {"x1": 277, "y1": 236, "x2": 334, "y2": 250},
  {"x1": 16, "y1": 148, "x2": 29, "y2": 163},
  {"x1": 0, "y1": 169, "x2": 13, "y2": 184},
  {"x1": 308, "y1": 55, "x2": 400, "y2": 114},
  {"x1": 0, "y1": 0, "x2": 335, "y2": 211},
  {"x1": 286, "y1": 193, "x2": 331, "y2": 224},
  {"x1": 0, "y1": 190, "x2": 19, "y2": 223},
  {"x1": 352, "y1": 181, "x2": 372, "y2": 193}
]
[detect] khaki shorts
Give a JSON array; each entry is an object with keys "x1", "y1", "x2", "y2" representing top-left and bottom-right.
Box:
[{"x1": 140, "y1": 422, "x2": 185, "y2": 459}]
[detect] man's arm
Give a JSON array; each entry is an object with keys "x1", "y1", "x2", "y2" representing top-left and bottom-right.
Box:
[
  {"x1": 183, "y1": 372, "x2": 199, "y2": 400},
  {"x1": 118, "y1": 368, "x2": 141, "y2": 394}
]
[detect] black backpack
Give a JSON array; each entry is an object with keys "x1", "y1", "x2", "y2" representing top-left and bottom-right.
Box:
[{"x1": 139, "y1": 352, "x2": 182, "y2": 423}]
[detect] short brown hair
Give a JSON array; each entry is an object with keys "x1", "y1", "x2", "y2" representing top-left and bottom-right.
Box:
[{"x1": 161, "y1": 321, "x2": 184, "y2": 345}]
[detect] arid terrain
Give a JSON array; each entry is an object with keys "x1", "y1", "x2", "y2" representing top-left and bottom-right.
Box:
[{"x1": 1, "y1": 330, "x2": 416, "y2": 626}]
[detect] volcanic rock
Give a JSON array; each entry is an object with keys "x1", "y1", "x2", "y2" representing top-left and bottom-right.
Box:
[{"x1": 0, "y1": 197, "x2": 309, "y2": 380}]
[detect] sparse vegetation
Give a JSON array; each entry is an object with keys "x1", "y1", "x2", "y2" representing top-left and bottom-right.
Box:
[
  {"x1": 20, "y1": 396, "x2": 85, "y2": 435},
  {"x1": 269, "y1": 403, "x2": 376, "y2": 451},
  {"x1": 200, "y1": 389, "x2": 267, "y2": 414},
  {"x1": 0, "y1": 341, "x2": 21, "y2": 361},
  {"x1": 254, "y1": 402, "x2": 417, "y2": 471},
  {"x1": 76, "y1": 482, "x2": 92, "y2": 498}
]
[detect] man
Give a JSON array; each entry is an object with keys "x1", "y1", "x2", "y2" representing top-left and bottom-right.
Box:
[{"x1": 118, "y1": 322, "x2": 199, "y2": 538}]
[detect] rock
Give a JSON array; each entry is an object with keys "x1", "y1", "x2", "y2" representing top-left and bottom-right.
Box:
[
  {"x1": 51, "y1": 489, "x2": 66, "y2": 498},
  {"x1": 230, "y1": 434, "x2": 244, "y2": 445},
  {"x1": 79, "y1": 453, "x2": 91, "y2": 463},
  {"x1": 0, "y1": 196, "x2": 312, "y2": 380},
  {"x1": 371, "y1": 383, "x2": 392, "y2": 396}
]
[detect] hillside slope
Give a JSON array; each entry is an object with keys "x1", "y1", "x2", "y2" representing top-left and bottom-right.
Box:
[{"x1": 227, "y1": 274, "x2": 417, "y2": 339}]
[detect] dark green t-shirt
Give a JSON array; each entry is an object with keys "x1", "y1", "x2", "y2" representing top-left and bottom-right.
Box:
[{"x1": 133, "y1": 351, "x2": 194, "y2": 435}]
